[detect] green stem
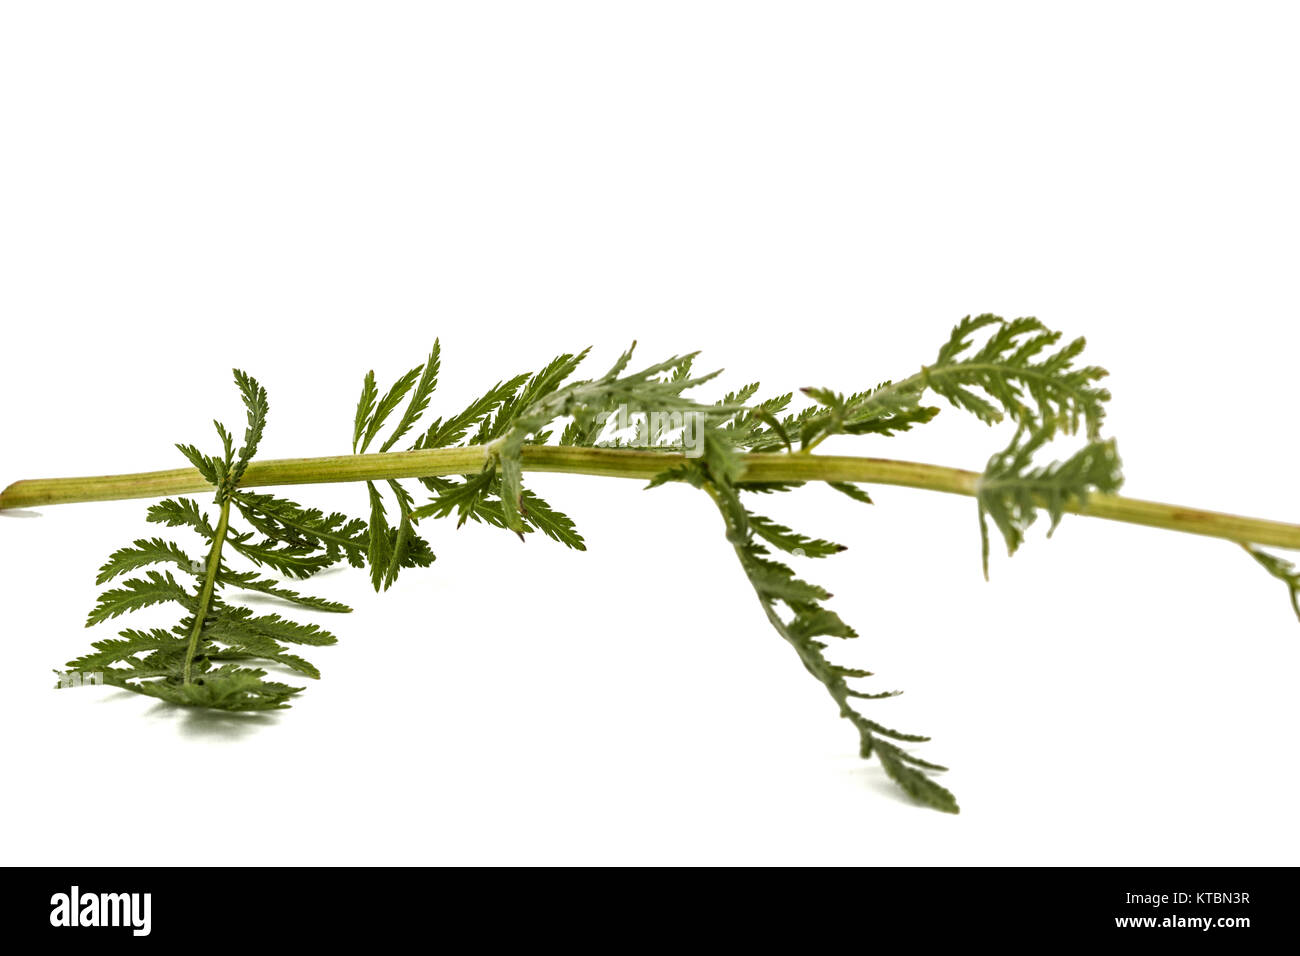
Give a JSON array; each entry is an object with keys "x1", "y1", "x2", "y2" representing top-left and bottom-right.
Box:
[
  {"x1": 182, "y1": 496, "x2": 231, "y2": 684},
  {"x1": 3, "y1": 444, "x2": 1299, "y2": 551}
]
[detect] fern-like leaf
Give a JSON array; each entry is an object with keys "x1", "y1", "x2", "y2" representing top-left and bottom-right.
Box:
[
  {"x1": 216, "y1": 569, "x2": 352, "y2": 613},
  {"x1": 96, "y1": 538, "x2": 196, "y2": 585},
  {"x1": 86, "y1": 571, "x2": 194, "y2": 626},
  {"x1": 70, "y1": 373, "x2": 363, "y2": 711},
  {"x1": 925, "y1": 314, "x2": 1110, "y2": 438},
  {"x1": 379, "y1": 342, "x2": 440, "y2": 452},
  {"x1": 977, "y1": 429, "x2": 1123, "y2": 578}
]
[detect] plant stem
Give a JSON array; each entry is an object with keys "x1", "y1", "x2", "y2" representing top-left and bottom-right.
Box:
[
  {"x1": 3, "y1": 444, "x2": 1299, "y2": 551},
  {"x1": 182, "y1": 495, "x2": 231, "y2": 684}
]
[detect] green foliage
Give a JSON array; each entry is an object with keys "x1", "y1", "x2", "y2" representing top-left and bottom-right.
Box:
[
  {"x1": 87, "y1": 570, "x2": 193, "y2": 626},
  {"x1": 484, "y1": 344, "x2": 724, "y2": 536},
  {"x1": 231, "y1": 492, "x2": 368, "y2": 569},
  {"x1": 414, "y1": 374, "x2": 530, "y2": 450},
  {"x1": 365, "y1": 315, "x2": 1129, "y2": 811},
  {"x1": 790, "y1": 314, "x2": 1109, "y2": 452},
  {"x1": 797, "y1": 385, "x2": 941, "y2": 450},
  {"x1": 924, "y1": 314, "x2": 1110, "y2": 438},
  {"x1": 829, "y1": 481, "x2": 874, "y2": 505},
  {"x1": 628, "y1": 314, "x2": 1125, "y2": 811},
  {"x1": 748, "y1": 514, "x2": 846, "y2": 558},
  {"x1": 96, "y1": 538, "x2": 194, "y2": 585},
  {"x1": 52, "y1": 313, "x2": 1300, "y2": 813},
  {"x1": 977, "y1": 429, "x2": 1124, "y2": 579},
  {"x1": 650, "y1": 445, "x2": 960, "y2": 812},
  {"x1": 404, "y1": 343, "x2": 728, "y2": 551},
  {"x1": 350, "y1": 345, "x2": 442, "y2": 589},
  {"x1": 147, "y1": 497, "x2": 215, "y2": 537},
  {"x1": 229, "y1": 369, "x2": 268, "y2": 490},
  {"x1": 66, "y1": 370, "x2": 365, "y2": 711},
  {"x1": 215, "y1": 570, "x2": 352, "y2": 613}
]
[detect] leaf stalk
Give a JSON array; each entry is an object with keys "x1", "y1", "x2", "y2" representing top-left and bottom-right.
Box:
[{"x1": 182, "y1": 495, "x2": 231, "y2": 684}]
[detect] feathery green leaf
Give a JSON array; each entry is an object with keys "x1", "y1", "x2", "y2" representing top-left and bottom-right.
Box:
[
  {"x1": 96, "y1": 538, "x2": 196, "y2": 585},
  {"x1": 977, "y1": 429, "x2": 1123, "y2": 578}
]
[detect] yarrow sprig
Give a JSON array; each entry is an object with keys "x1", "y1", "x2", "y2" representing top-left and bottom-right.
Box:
[
  {"x1": 8, "y1": 314, "x2": 1300, "y2": 812},
  {"x1": 77, "y1": 372, "x2": 363, "y2": 710}
]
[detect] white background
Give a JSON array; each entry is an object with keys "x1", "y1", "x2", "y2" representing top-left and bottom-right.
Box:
[{"x1": 2, "y1": 2, "x2": 1298, "y2": 865}]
